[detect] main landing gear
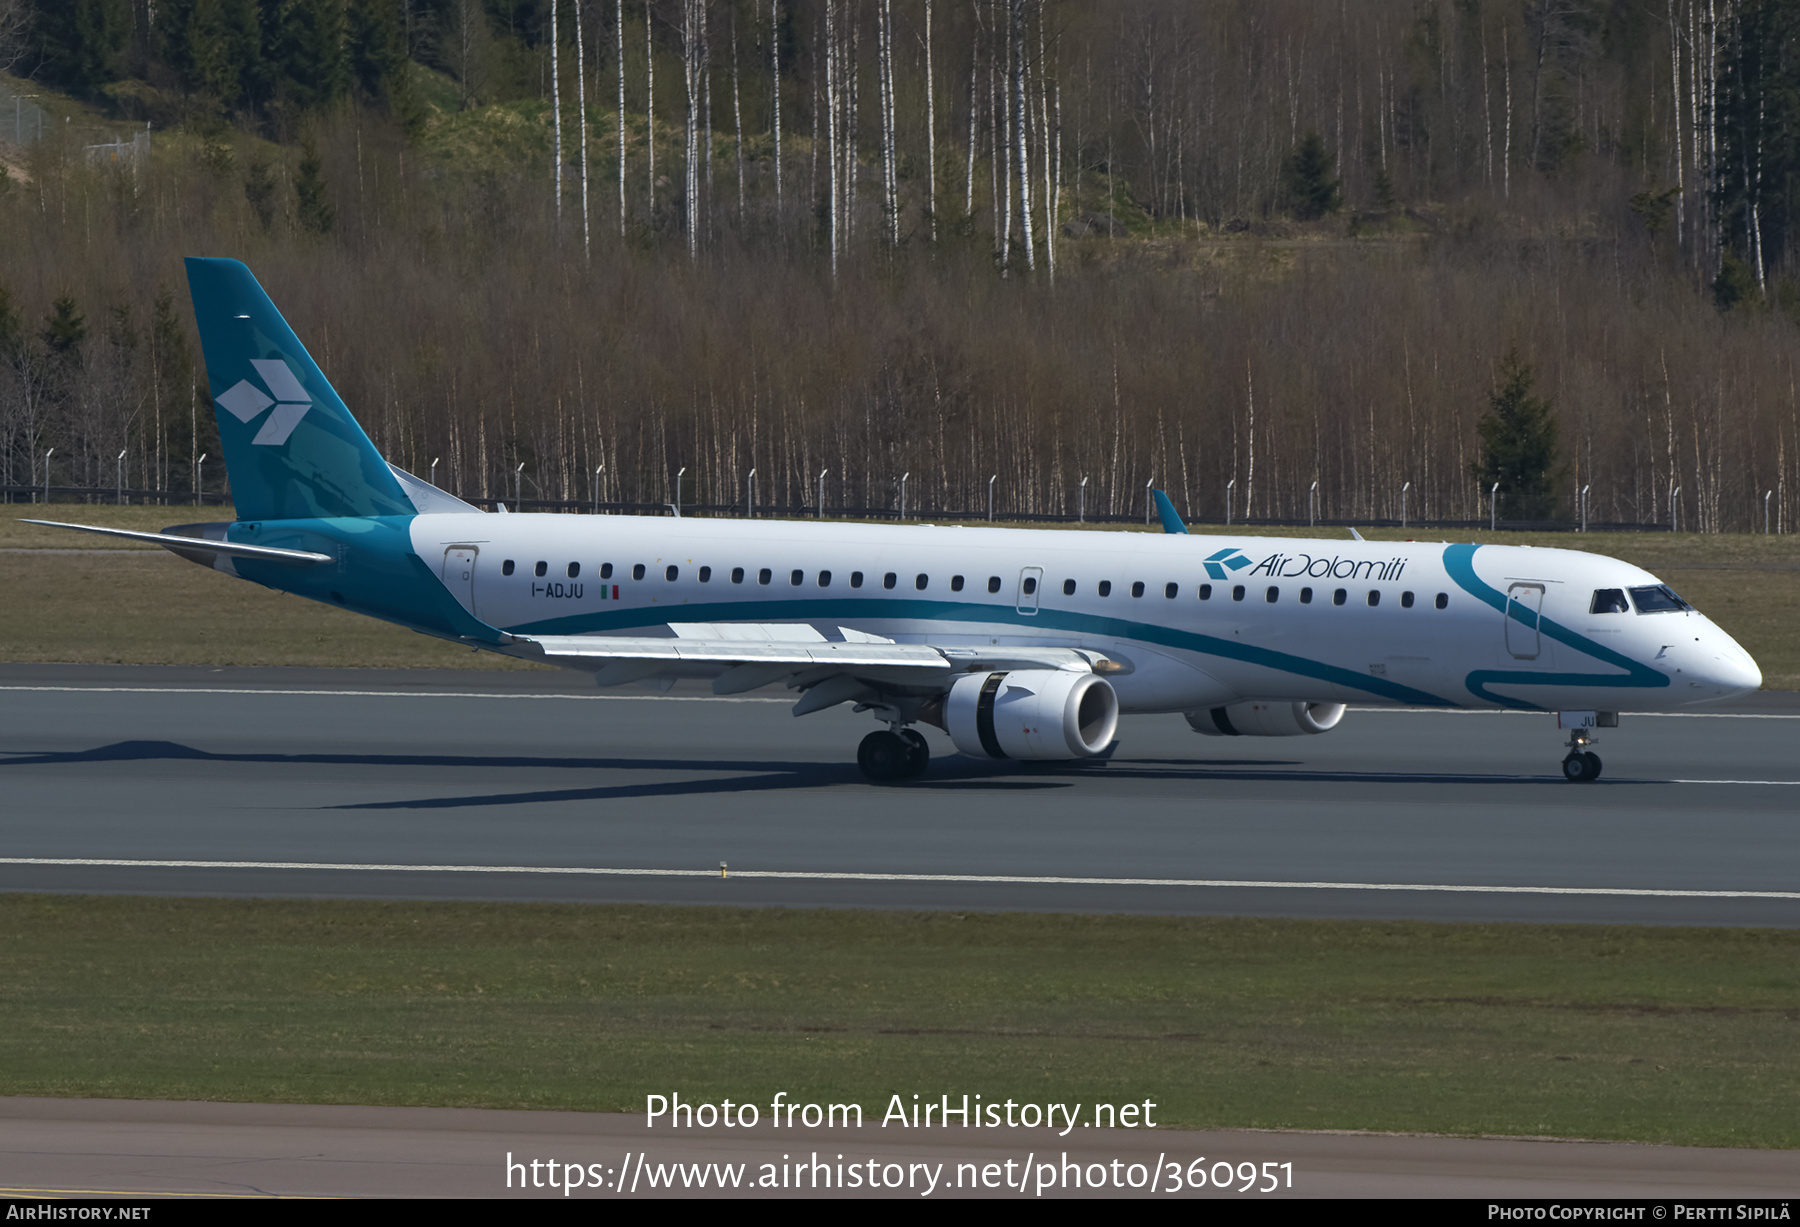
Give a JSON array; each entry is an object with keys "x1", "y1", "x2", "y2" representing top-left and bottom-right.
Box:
[
  {"x1": 858, "y1": 727, "x2": 930, "y2": 782},
  {"x1": 1561, "y1": 728, "x2": 1603, "y2": 783}
]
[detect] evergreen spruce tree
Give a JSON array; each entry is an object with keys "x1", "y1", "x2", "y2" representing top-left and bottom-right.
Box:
[
  {"x1": 294, "y1": 139, "x2": 335, "y2": 235},
  {"x1": 41, "y1": 295, "x2": 86, "y2": 364},
  {"x1": 31, "y1": 0, "x2": 130, "y2": 98},
  {"x1": 1281, "y1": 132, "x2": 1341, "y2": 220},
  {"x1": 1472, "y1": 348, "x2": 1563, "y2": 521},
  {"x1": 272, "y1": 0, "x2": 349, "y2": 121},
  {"x1": 1713, "y1": 253, "x2": 1760, "y2": 312}
]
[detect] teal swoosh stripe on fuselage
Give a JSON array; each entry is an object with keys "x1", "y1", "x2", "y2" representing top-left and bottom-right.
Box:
[
  {"x1": 1442, "y1": 543, "x2": 1669, "y2": 710},
  {"x1": 508, "y1": 597, "x2": 1454, "y2": 707}
]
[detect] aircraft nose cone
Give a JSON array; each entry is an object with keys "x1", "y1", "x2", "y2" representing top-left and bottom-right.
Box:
[{"x1": 1703, "y1": 636, "x2": 1763, "y2": 697}]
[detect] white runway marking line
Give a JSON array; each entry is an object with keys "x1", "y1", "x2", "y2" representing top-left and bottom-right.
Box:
[
  {"x1": 0, "y1": 685, "x2": 787, "y2": 703},
  {"x1": 0, "y1": 858, "x2": 1795, "y2": 900}
]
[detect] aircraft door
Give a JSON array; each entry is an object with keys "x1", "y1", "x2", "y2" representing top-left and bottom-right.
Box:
[
  {"x1": 442, "y1": 546, "x2": 478, "y2": 616},
  {"x1": 1504, "y1": 582, "x2": 1544, "y2": 659},
  {"x1": 1016, "y1": 567, "x2": 1043, "y2": 616}
]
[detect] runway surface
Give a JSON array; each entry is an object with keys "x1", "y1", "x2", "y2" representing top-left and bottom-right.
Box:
[
  {"x1": 3, "y1": 1097, "x2": 1795, "y2": 1199},
  {"x1": 0, "y1": 663, "x2": 1796, "y2": 925}
]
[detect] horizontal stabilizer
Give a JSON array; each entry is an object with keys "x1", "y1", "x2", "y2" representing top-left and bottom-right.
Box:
[{"x1": 21, "y1": 520, "x2": 333, "y2": 565}]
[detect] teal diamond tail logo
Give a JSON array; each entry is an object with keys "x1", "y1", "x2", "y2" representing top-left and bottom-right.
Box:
[{"x1": 1204, "y1": 548, "x2": 1253, "y2": 580}]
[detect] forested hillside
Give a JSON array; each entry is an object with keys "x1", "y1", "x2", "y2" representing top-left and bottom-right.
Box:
[{"x1": 2, "y1": 0, "x2": 1799, "y2": 529}]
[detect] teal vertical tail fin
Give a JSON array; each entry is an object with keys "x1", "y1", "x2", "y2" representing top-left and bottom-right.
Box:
[
  {"x1": 184, "y1": 257, "x2": 412, "y2": 522},
  {"x1": 1153, "y1": 489, "x2": 1189, "y2": 535}
]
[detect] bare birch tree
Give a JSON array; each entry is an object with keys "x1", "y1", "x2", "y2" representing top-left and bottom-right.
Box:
[
  {"x1": 551, "y1": 0, "x2": 565, "y2": 234},
  {"x1": 575, "y1": 0, "x2": 592, "y2": 261},
  {"x1": 619, "y1": 0, "x2": 628, "y2": 235}
]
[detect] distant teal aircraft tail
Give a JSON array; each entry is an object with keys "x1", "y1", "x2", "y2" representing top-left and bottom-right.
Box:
[
  {"x1": 184, "y1": 257, "x2": 412, "y2": 522},
  {"x1": 1153, "y1": 489, "x2": 1189, "y2": 535}
]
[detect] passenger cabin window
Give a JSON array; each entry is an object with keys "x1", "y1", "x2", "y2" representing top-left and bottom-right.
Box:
[
  {"x1": 1630, "y1": 585, "x2": 1693, "y2": 613},
  {"x1": 1232, "y1": 585, "x2": 1246, "y2": 601},
  {"x1": 1300, "y1": 587, "x2": 1313, "y2": 604},
  {"x1": 1131, "y1": 581, "x2": 1145, "y2": 598},
  {"x1": 1590, "y1": 588, "x2": 1630, "y2": 614},
  {"x1": 731, "y1": 567, "x2": 745, "y2": 584},
  {"x1": 1165, "y1": 582, "x2": 1178, "y2": 599},
  {"x1": 1333, "y1": 589, "x2": 1348, "y2": 606},
  {"x1": 1063, "y1": 579, "x2": 1077, "y2": 596},
  {"x1": 1367, "y1": 590, "x2": 1381, "y2": 606},
  {"x1": 818, "y1": 571, "x2": 831, "y2": 587},
  {"x1": 502, "y1": 559, "x2": 516, "y2": 576},
  {"x1": 1266, "y1": 586, "x2": 1279, "y2": 603},
  {"x1": 1022, "y1": 576, "x2": 1038, "y2": 595},
  {"x1": 988, "y1": 576, "x2": 1002, "y2": 594},
  {"x1": 883, "y1": 573, "x2": 897, "y2": 589},
  {"x1": 915, "y1": 574, "x2": 929, "y2": 590},
  {"x1": 631, "y1": 563, "x2": 645, "y2": 580},
  {"x1": 851, "y1": 572, "x2": 864, "y2": 588},
  {"x1": 950, "y1": 575, "x2": 965, "y2": 592},
  {"x1": 567, "y1": 562, "x2": 580, "y2": 578},
  {"x1": 666, "y1": 565, "x2": 679, "y2": 581},
  {"x1": 1199, "y1": 583, "x2": 1212, "y2": 600},
  {"x1": 1435, "y1": 592, "x2": 1449, "y2": 609},
  {"x1": 535, "y1": 561, "x2": 548, "y2": 578},
  {"x1": 698, "y1": 566, "x2": 711, "y2": 582},
  {"x1": 758, "y1": 568, "x2": 772, "y2": 585},
  {"x1": 1098, "y1": 581, "x2": 1112, "y2": 597},
  {"x1": 600, "y1": 563, "x2": 614, "y2": 579},
  {"x1": 791, "y1": 569, "x2": 804, "y2": 586},
  {"x1": 1401, "y1": 591, "x2": 1415, "y2": 608}
]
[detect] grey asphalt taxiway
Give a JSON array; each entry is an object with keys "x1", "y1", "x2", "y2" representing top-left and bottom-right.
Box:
[{"x1": 1, "y1": 663, "x2": 1795, "y2": 925}]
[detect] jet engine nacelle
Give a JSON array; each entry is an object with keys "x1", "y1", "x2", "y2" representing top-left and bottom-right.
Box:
[
  {"x1": 945, "y1": 670, "x2": 1120, "y2": 760},
  {"x1": 1185, "y1": 701, "x2": 1347, "y2": 737}
]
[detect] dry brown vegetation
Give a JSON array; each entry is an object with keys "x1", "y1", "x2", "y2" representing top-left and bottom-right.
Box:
[{"x1": 4, "y1": 1, "x2": 1799, "y2": 536}]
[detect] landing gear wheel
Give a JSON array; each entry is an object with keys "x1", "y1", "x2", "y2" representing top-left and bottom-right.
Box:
[
  {"x1": 1583, "y1": 751, "x2": 1602, "y2": 781},
  {"x1": 897, "y1": 728, "x2": 930, "y2": 777},
  {"x1": 857, "y1": 730, "x2": 912, "y2": 782},
  {"x1": 1562, "y1": 752, "x2": 1600, "y2": 783}
]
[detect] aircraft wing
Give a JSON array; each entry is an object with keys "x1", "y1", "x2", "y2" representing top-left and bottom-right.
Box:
[{"x1": 507, "y1": 623, "x2": 1119, "y2": 715}]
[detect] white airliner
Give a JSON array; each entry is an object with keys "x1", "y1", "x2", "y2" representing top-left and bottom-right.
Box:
[{"x1": 30, "y1": 259, "x2": 1763, "y2": 782}]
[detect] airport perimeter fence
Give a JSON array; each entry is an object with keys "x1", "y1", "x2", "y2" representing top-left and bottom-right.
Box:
[
  {"x1": 4, "y1": 484, "x2": 1682, "y2": 534},
  {"x1": 0, "y1": 80, "x2": 47, "y2": 146}
]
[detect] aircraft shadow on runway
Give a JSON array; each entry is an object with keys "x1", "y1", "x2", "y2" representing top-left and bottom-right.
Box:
[{"x1": 0, "y1": 739, "x2": 1639, "y2": 811}]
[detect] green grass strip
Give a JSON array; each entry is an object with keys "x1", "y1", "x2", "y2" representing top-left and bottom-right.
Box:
[{"x1": 1, "y1": 895, "x2": 1794, "y2": 1147}]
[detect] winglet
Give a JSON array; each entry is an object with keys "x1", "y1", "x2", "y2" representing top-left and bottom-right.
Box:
[
  {"x1": 1347, "y1": 527, "x2": 1366, "y2": 541},
  {"x1": 1152, "y1": 489, "x2": 1189, "y2": 535}
]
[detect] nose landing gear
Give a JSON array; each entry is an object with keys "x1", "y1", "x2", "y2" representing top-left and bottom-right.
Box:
[{"x1": 1561, "y1": 729, "x2": 1602, "y2": 783}]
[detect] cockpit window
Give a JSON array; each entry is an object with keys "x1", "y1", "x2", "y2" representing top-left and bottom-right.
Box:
[
  {"x1": 1629, "y1": 585, "x2": 1693, "y2": 614},
  {"x1": 1590, "y1": 588, "x2": 1629, "y2": 614}
]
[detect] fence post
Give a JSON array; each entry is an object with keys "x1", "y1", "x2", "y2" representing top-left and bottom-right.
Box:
[
  {"x1": 900, "y1": 472, "x2": 909, "y2": 520},
  {"x1": 196, "y1": 453, "x2": 206, "y2": 505},
  {"x1": 42, "y1": 448, "x2": 53, "y2": 504},
  {"x1": 593, "y1": 465, "x2": 602, "y2": 513},
  {"x1": 116, "y1": 450, "x2": 126, "y2": 505},
  {"x1": 1490, "y1": 482, "x2": 1499, "y2": 532},
  {"x1": 1401, "y1": 481, "x2": 1410, "y2": 529},
  {"x1": 1226, "y1": 479, "x2": 1235, "y2": 527},
  {"x1": 1078, "y1": 476, "x2": 1087, "y2": 523},
  {"x1": 818, "y1": 469, "x2": 827, "y2": 518},
  {"x1": 674, "y1": 466, "x2": 685, "y2": 515},
  {"x1": 1766, "y1": 489, "x2": 1773, "y2": 535},
  {"x1": 747, "y1": 468, "x2": 755, "y2": 518},
  {"x1": 988, "y1": 474, "x2": 996, "y2": 522}
]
